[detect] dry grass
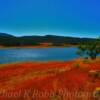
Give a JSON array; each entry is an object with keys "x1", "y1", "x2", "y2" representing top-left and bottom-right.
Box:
[{"x1": 0, "y1": 58, "x2": 100, "y2": 100}]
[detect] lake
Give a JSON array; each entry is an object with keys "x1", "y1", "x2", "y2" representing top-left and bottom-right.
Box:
[{"x1": 0, "y1": 47, "x2": 79, "y2": 64}]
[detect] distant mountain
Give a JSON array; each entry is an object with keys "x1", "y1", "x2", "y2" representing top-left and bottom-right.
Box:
[
  {"x1": 0, "y1": 33, "x2": 95, "y2": 46},
  {"x1": 0, "y1": 33, "x2": 15, "y2": 38}
]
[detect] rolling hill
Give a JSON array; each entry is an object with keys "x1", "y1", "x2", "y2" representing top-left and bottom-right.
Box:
[{"x1": 0, "y1": 33, "x2": 95, "y2": 46}]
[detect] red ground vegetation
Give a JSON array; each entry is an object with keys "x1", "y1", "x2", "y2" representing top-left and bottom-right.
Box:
[{"x1": 0, "y1": 58, "x2": 100, "y2": 100}]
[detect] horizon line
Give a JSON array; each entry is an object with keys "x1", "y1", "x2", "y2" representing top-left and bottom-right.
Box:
[{"x1": 0, "y1": 32, "x2": 99, "y2": 39}]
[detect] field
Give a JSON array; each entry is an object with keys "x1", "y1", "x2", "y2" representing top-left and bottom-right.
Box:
[{"x1": 0, "y1": 58, "x2": 100, "y2": 100}]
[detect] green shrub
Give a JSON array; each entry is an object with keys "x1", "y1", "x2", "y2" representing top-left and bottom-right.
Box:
[{"x1": 74, "y1": 63, "x2": 80, "y2": 68}]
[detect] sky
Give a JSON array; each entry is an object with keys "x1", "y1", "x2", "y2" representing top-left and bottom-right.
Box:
[{"x1": 0, "y1": 0, "x2": 100, "y2": 38}]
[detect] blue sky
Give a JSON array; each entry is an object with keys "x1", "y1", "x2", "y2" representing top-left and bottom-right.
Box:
[{"x1": 0, "y1": 0, "x2": 100, "y2": 37}]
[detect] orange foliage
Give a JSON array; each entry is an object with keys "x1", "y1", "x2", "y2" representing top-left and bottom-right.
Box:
[{"x1": 0, "y1": 59, "x2": 100, "y2": 100}]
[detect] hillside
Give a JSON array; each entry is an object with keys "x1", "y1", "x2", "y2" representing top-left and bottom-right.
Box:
[{"x1": 0, "y1": 33, "x2": 95, "y2": 47}]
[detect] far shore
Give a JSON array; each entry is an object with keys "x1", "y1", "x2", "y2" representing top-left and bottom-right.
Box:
[{"x1": 0, "y1": 44, "x2": 77, "y2": 49}]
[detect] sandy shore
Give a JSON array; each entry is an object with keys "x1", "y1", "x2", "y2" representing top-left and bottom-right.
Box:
[{"x1": 0, "y1": 44, "x2": 76, "y2": 49}]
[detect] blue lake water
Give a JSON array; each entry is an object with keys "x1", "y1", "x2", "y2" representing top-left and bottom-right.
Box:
[{"x1": 0, "y1": 47, "x2": 79, "y2": 64}]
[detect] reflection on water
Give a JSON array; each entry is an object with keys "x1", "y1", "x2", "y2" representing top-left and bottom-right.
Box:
[{"x1": 0, "y1": 47, "x2": 78, "y2": 64}]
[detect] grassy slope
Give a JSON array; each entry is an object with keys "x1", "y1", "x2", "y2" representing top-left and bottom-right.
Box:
[{"x1": 0, "y1": 58, "x2": 100, "y2": 100}]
